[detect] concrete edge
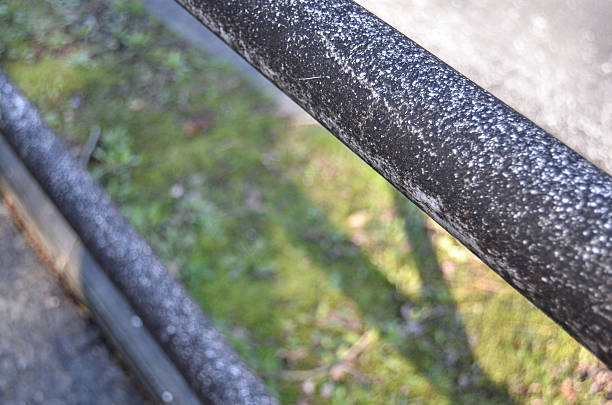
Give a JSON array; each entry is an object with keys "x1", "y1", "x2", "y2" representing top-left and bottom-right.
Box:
[{"x1": 0, "y1": 136, "x2": 202, "y2": 405}]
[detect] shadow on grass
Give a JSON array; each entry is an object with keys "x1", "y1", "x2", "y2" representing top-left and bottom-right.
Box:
[
  {"x1": 392, "y1": 193, "x2": 515, "y2": 404},
  {"x1": 266, "y1": 179, "x2": 404, "y2": 324},
  {"x1": 182, "y1": 120, "x2": 519, "y2": 402},
  {"x1": 89, "y1": 107, "x2": 516, "y2": 402},
  {"x1": 239, "y1": 144, "x2": 516, "y2": 402}
]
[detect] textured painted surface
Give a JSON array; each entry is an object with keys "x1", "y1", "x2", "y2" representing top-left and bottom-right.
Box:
[
  {"x1": 0, "y1": 72, "x2": 278, "y2": 405},
  {"x1": 172, "y1": 0, "x2": 612, "y2": 366}
]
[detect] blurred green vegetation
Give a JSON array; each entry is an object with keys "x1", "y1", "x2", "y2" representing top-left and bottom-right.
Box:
[{"x1": 1, "y1": 1, "x2": 610, "y2": 404}]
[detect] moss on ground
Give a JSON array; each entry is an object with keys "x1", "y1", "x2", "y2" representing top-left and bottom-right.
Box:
[{"x1": 2, "y1": 1, "x2": 611, "y2": 404}]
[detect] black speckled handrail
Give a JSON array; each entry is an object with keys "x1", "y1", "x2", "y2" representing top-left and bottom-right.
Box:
[
  {"x1": 0, "y1": 70, "x2": 278, "y2": 405},
  {"x1": 172, "y1": 0, "x2": 612, "y2": 366}
]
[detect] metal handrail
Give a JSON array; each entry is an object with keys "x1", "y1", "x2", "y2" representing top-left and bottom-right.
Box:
[{"x1": 175, "y1": 0, "x2": 612, "y2": 366}]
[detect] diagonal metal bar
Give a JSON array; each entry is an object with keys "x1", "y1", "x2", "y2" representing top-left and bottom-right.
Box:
[
  {"x1": 0, "y1": 70, "x2": 278, "y2": 405},
  {"x1": 174, "y1": 0, "x2": 612, "y2": 366}
]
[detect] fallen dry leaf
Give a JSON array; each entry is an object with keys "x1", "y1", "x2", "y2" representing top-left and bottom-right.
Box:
[
  {"x1": 348, "y1": 211, "x2": 369, "y2": 228},
  {"x1": 560, "y1": 378, "x2": 576, "y2": 403},
  {"x1": 183, "y1": 111, "x2": 215, "y2": 137}
]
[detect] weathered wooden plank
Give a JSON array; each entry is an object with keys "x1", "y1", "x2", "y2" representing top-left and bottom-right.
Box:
[{"x1": 0, "y1": 136, "x2": 202, "y2": 405}]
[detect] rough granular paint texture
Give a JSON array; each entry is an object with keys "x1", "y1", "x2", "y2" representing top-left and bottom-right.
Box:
[
  {"x1": 0, "y1": 71, "x2": 278, "y2": 405},
  {"x1": 173, "y1": 0, "x2": 612, "y2": 366}
]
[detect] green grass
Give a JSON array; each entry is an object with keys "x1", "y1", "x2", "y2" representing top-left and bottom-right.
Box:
[{"x1": 2, "y1": 1, "x2": 611, "y2": 404}]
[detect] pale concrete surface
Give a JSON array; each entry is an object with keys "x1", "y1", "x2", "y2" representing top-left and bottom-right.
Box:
[
  {"x1": 0, "y1": 201, "x2": 147, "y2": 405},
  {"x1": 144, "y1": 0, "x2": 611, "y2": 174}
]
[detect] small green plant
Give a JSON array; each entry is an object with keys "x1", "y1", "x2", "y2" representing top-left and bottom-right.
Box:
[{"x1": 91, "y1": 126, "x2": 141, "y2": 203}]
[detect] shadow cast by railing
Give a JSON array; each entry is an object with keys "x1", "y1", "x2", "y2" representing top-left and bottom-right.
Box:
[
  {"x1": 209, "y1": 124, "x2": 517, "y2": 402},
  {"x1": 393, "y1": 193, "x2": 515, "y2": 404}
]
